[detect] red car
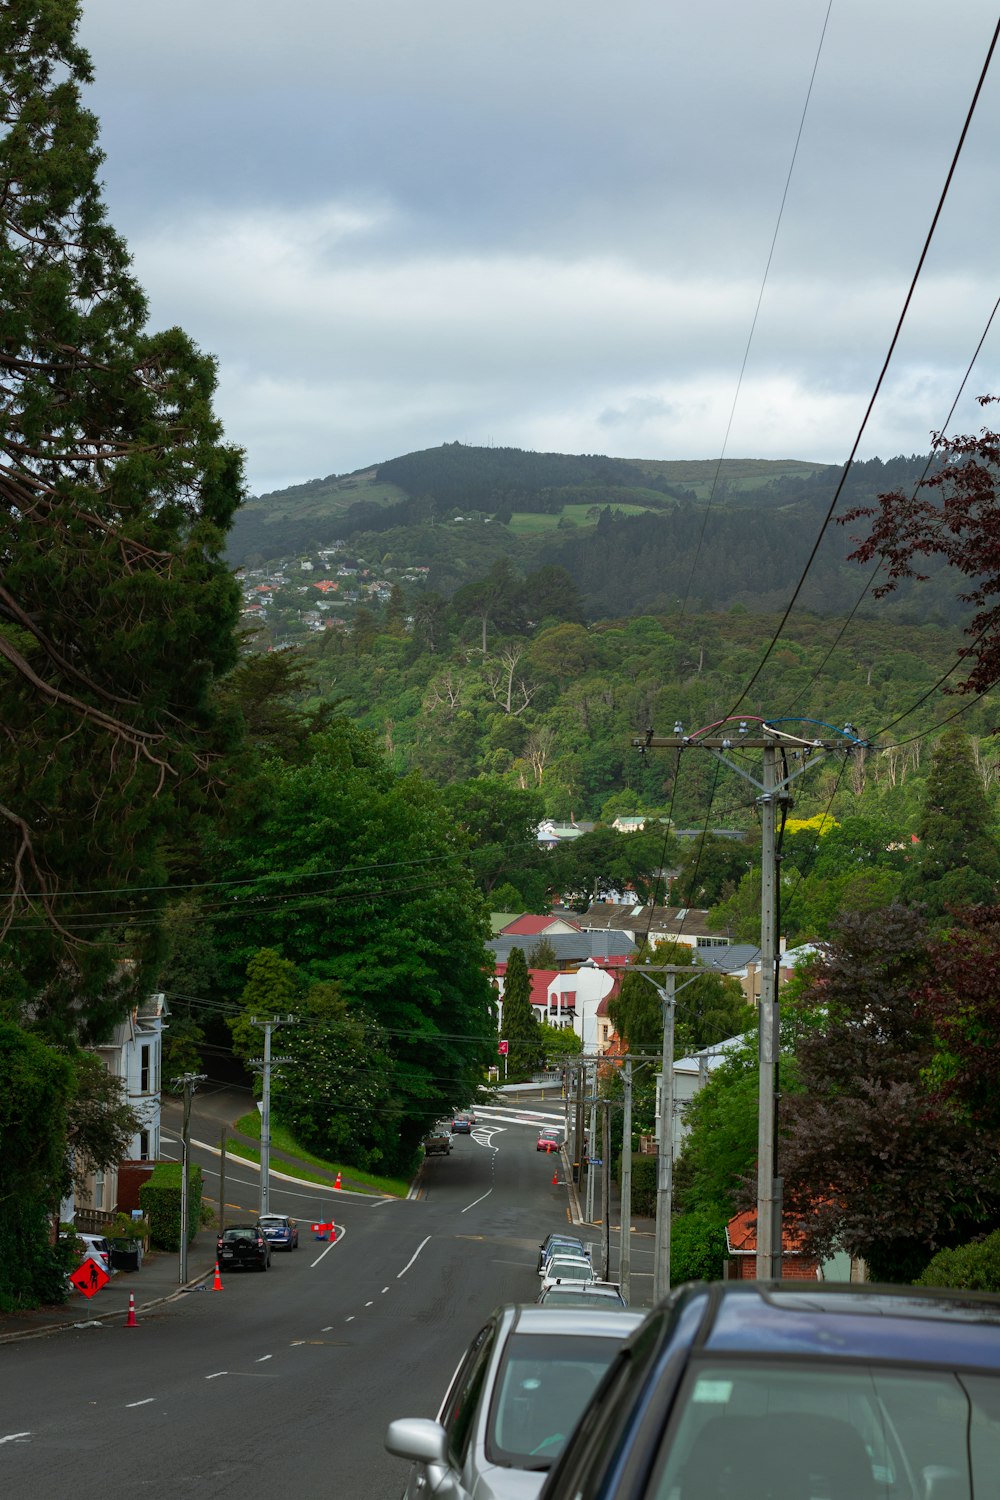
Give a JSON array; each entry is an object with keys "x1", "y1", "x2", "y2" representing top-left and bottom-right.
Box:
[{"x1": 536, "y1": 1129, "x2": 562, "y2": 1152}]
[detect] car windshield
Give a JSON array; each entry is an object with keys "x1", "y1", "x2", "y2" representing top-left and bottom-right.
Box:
[
  {"x1": 488, "y1": 1332, "x2": 622, "y2": 1469},
  {"x1": 647, "y1": 1360, "x2": 1000, "y2": 1500},
  {"x1": 223, "y1": 1227, "x2": 259, "y2": 1241},
  {"x1": 547, "y1": 1260, "x2": 592, "y2": 1282},
  {"x1": 258, "y1": 1217, "x2": 286, "y2": 1228}
]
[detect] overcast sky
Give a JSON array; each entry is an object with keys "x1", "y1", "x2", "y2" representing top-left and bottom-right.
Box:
[{"x1": 76, "y1": 1, "x2": 1000, "y2": 497}]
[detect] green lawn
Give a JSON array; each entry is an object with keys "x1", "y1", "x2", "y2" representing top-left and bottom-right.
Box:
[{"x1": 232, "y1": 1112, "x2": 410, "y2": 1197}]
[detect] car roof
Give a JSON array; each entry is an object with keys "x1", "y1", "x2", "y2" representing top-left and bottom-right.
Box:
[
  {"x1": 657, "y1": 1281, "x2": 1000, "y2": 1372},
  {"x1": 511, "y1": 1305, "x2": 643, "y2": 1338}
]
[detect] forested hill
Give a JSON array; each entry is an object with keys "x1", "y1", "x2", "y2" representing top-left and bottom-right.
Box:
[{"x1": 228, "y1": 443, "x2": 947, "y2": 623}]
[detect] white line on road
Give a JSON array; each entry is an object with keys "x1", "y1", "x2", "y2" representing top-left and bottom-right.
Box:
[
  {"x1": 205, "y1": 1372, "x2": 227, "y2": 1380},
  {"x1": 382, "y1": 1286, "x2": 389, "y2": 1293},
  {"x1": 365, "y1": 1300, "x2": 374, "y2": 1307},
  {"x1": 126, "y1": 1399, "x2": 155, "y2": 1408},
  {"x1": 346, "y1": 1315, "x2": 355, "y2": 1322},
  {"x1": 256, "y1": 1355, "x2": 272, "y2": 1362},
  {"x1": 461, "y1": 1186, "x2": 494, "y2": 1213},
  {"x1": 310, "y1": 1222, "x2": 345, "y2": 1268},
  {"x1": 396, "y1": 1236, "x2": 431, "y2": 1278},
  {"x1": 321, "y1": 1325, "x2": 333, "y2": 1331},
  {"x1": 0, "y1": 1434, "x2": 30, "y2": 1445}
]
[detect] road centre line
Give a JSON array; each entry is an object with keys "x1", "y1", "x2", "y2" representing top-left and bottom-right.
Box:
[
  {"x1": 126, "y1": 1399, "x2": 155, "y2": 1408},
  {"x1": 205, "y1": 1372, "x2": 227, "y2": 1380},
  {"x1": 396, "y1": 1236, "x2": 431, "y2": 1278},
  {"x1": 256, "y1": 1355, "x2": 272, "y2": 1362},
  {"x1": 0, "y1": 1434, "x2": 30, "y2": 1445}
]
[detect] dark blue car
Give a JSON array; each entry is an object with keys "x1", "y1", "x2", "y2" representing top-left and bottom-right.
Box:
[
  {"x1": 258, "y1": 1213, "x2": 299, "y2": 1251},
  {"x1": 538, "y1": 1280, "x2": 1000, "y2": 1500}
]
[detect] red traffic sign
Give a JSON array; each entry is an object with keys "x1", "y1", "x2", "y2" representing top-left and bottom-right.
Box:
[
  {"x1": 311, "y1": 1221, "x2": 334, "y2": 1234},
  {"x1": 498, "y1": 1039, "x2": 509, "y2": 1055},
  {"x1": 69, "y1": 1259, "x2": 110, "y2": 1298}
]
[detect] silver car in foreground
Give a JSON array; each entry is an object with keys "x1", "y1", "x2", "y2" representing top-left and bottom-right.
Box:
[{"x1": 385, "y1": 1304, "x2": 642, "y2": 1500}]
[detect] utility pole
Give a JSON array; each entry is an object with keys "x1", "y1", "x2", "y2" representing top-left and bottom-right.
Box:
[
  {"x1": 620, "y1": 1057, "x2": 632, "y2": 1303},
  {"x1": 249, "y1": 1015, "x2": 296, "y2": 1218},
  {"x1": 633, "y1": 720, "x2": 860, "y2": 1280},
  {"x1": 218, "y1": 1126, "x2": 227, "y2": 1238},
  {"x1": 586, "y1": 1090, "x2": 598, "y2": 1222},
  {"x1": 601, "y1": 1100, "x2": 611, "y2": 1280},
  {"x1": 173, "y1": 1072, "x2": 206, "y2": 1286}
]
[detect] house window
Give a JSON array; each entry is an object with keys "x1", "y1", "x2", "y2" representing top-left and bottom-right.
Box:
[
  {"x1": 696, "y1": 936, "x2": 730, "y2": 948},
  {"x1": 139, "y1": 1130, "x2": 150, "y2": 1160},
  {"x1": 94, "y1": 1170, "x2": 105, "y2": 1209},
  {"x1": 140, "y1": 1043, "x2": 150, "y2": 1093}
]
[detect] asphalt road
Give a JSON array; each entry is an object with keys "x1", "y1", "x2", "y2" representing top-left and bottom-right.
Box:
[{"x1": 0, "y1": 1100, "x2": 618, "y2": 1497}]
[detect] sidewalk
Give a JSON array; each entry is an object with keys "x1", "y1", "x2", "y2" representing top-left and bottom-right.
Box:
[{"x1": 0, "y1": 1222, "x2": 222, "y2": 1344}]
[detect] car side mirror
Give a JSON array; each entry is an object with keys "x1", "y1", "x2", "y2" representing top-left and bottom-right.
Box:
[{"x1": 385, "y1": 1418, "x2": 449, "y2": 1466}]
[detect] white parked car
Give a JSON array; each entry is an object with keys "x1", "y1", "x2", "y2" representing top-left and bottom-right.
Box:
[
  {"x1": 386, "y1": 1304, "x2": 641, "y2": 1500},
  {"x1": 538, "y1": 1254, "x2": 596, "y2": 1294}
]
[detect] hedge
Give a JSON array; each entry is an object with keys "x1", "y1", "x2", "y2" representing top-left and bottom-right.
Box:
[
  {"x1": 915, "y1": 1229, "x2": 1000, "y2": 1292},
  {"x1": 626, "y1": 1153, "x2": 658, "y2": 1218},
  {"x1": 139, "y1": 1161, "x2": 203, "y2": 1252}
]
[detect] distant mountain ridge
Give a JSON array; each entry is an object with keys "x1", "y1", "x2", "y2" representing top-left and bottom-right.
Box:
[{"x1": 227, "y1": 442, "x2": 950, "y2": 625}]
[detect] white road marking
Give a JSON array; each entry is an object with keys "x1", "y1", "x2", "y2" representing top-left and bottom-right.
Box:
[
  {"x1": 310, "y1": 1222, "x2": 345, "y2": 1268},
  {"x1": 461, "y1": 1186, "x2": 494, "y2": 1213},
  {"x1": 205, "y1": 1372, "x2": 227, "y2": 1380},
  {"x1": 396, "y1": 1236, "x2": 431, "y2": 1278},
  {"x1": 346, "y1": 1315, "x2": 355, "y2": 1322},
  {"x1": 126, "y1": 1399, "x2": 154, "y2": 1408},
  {"x1": 0, "y1": 1434, "x2": 30, "y2": 1445},
  {"x1": 256, "y1": 1355, "x2": 272, "y2": 1362},
  {"x1": 382, "y1": 1286, "x2": 389, "y2": 1294},
  {"x1": 321, "y1": 1325, "x2": 333, "y2": 1331},
  {"x1": 365, "y1": 1300, "x2": 374, "y2": 1307}
]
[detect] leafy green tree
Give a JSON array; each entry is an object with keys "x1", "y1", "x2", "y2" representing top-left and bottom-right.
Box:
[
  {"x1": 538, "y1": 1020, "x2": 582, "y2": 1063},
  {"x1": 902, "y1": 729, "x2": 1000, "y2": 918},
  {"x1": 206, "y1": 722, "x2": 497, "y2": 1168},
  {"x1": 671, "y1": 833, "x2": 755, "y2": 907},
  {"x1": 526, "y1": 937, "x2": 559, "y2": 968},
  {"x1": 609, "y1": 941, "x2": 748, "y2": 1056},
  {"x1": 0, "y1": 0, "x2": 243, "y2": 1038},
  {"x1": 65, "y1": 1050, "x2": 143, "y2": 1193},
  {"x1": 441, "y1": 777, "x2": 546, "y2": 898},
  {"x1": 229, "y1": 948, "x2": 303, "y2": 1072},
  {"x1": 502, "y1": 947, "x2": 544, "y2": 1080},
  {"x1": 673, "y1": 1045, "x2": 761, "y2": 1218}
]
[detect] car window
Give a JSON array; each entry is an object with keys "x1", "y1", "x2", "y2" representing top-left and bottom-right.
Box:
[
  {"x1": 441, "y1": 1322, "x2": 497, "y2": 1467},
  {"x1": 646, "y1": 1361, "x2": 1000, "y2": 1500},
  {"x1": 487, "y1": 1332, "x2": 626, "y2": 1469}
]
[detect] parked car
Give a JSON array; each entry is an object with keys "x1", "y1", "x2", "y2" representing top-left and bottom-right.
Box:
[
  {"x1": 538, "y1": 1255, "x2": 596, "y2": 1294},
  {"x1": 216, "y1": 1223, "x2": 271, "y2": 1271},
  {"x1": 423, "y1": 1125, "x2": 454, "y2": 1155},
  {"x1": 61, "y1": 1231, "x2": 113, "y2": 1276},
  {"x1": 537, "y1": 1233, "x2": 590, "y2": 1274},
  {"x1": 538, "y1": 1281, "x2": 1000, "y2": 1500},
  {"x1": 386, "y1": 1304, "x2": 642, "y2": 1500},
  {"x1": 452, "y1": 1113, "x2": 476, "y2": 1134},
  {"x1": 537, "y1": 1282, "x2": 627, "y2": 1309},
  {"x1": 258, "y1": 1213, "x2": 298, "y2": 1251},
  {"x1": 537, "y1": 1128, "x2": 563, "y2": 1153}
]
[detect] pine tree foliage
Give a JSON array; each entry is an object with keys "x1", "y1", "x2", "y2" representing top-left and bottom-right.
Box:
[
  {"x1": 0, "y1": 1, "x2": 243, "y2": 1029},
  {"x1": 502, "y1": 946, "x2": 543, "y2": 1079},
  {"x1": 902, "y1": 728, "x2": 1000, "y2": 916}
]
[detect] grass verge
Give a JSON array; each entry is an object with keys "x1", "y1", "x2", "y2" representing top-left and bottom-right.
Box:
[{"x1": 232, "y1": 1113, "x2": 410, "y2": 1197}]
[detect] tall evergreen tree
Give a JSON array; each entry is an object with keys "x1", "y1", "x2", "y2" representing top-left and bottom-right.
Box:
[
  {"x1": 502, "y1": 946, "x2": 543, "y2": 1080},
  {"x1": 0, "y1": 0, "x2": 243, "y2": 1038},
  {"x1": 902, "y1": 728, "x2": 1000, "y2": 918}
]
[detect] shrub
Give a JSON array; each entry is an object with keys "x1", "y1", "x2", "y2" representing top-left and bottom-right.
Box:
[
  {"x1": 670, "y1": 1210, "x2": 729, "y2": 1284},
  {"x1": 914, "y1": 1229, "x2": 1000, "y2": 1291},
  {"x1": 139, "y1": 1162, "x2": 203, "y2": 1251},
  {"x1": 627, "y1": 1153, "x2": 658, "y2": 1217}
]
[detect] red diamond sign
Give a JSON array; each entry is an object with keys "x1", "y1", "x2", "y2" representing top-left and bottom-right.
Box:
[{"x1": 69, "y1": 1259, "x2": 110, "y2": 1298}]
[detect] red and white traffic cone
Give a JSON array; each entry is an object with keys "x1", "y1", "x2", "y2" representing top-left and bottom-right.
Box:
[
  {"x1": 330, "y1": 1220, "x2": 336, "y2": 1243},
  {"x1": 125, "y1": 1291, "x2": 137, "y2": 1327},
  {"x1": 212, "y1": 1261, "x2": 224, "y2": 1291},
  {"x1": 552, "y1": 1171, "x2": 559, "y2": 1187},
  {"x1": 334, "y1": 1172, "x2": 342, "y2": 1190}
]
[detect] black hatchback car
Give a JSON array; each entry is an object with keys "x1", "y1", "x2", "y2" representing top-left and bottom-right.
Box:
[
  {"x1": 538, "y1": 1280, "x2": 1000, "y2": 1500},
  {"x1": 217, "y1": 1223, "x2": 272, "y2": 1272}
]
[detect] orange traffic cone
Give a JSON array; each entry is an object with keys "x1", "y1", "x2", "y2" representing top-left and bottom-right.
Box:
[
  {"x1": 125, "y1": 1291, "x2": 137, "y2": 1327},
  {"x1": 552, "y1": 1171, "x2": 559, "y2": 1186},
  {"x1": 334, "y1": 1172, "x2": 342, "y2": 1190},
  {"x1": 330, "y1": 1219, "x2": 336, "y2": 1243},
  {"x1": 212, "y1": 1261, "x2": 224, "y2": 1291}
]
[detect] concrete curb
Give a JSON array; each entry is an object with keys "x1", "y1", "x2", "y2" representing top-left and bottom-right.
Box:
[{"x1": 0, "y1": 1262, "x2": 218, "y2": 1345}]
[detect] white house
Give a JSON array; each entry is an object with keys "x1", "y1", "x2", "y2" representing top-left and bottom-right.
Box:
[{"x1": 63, "y1": 992, "x2": 169, "y2": 1223}]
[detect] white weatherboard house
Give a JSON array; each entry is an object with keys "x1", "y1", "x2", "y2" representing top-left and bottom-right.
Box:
[{"x1": 62, "y1": 992, "x2": 169, "y2": 1223}]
